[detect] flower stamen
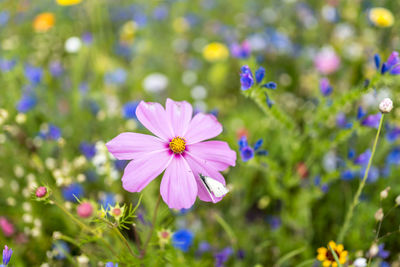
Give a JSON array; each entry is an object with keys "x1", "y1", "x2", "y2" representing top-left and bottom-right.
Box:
[{"x1": 169, "y1": 137, "x2": 186, "y2": 154}]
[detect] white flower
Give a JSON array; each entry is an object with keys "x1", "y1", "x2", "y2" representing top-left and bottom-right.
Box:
[
  {"x1": 353, "y1": 257, "x2": 367, "y2": 267},
  {"x1": 65, "y1": 37, "x2": 82, "y2": 53},
  {"x1": 395, "y1": 195, "x2": 400, "y2": 206},
  {"x1": 379, "y1": 97, "x2": 393, "y2": 113},
  {"x1": 369, "y1": 243, "x2": 379, "y2": 257},
  {"x1": 142, "y1": 73, "x2": 168, "y2": 93}
]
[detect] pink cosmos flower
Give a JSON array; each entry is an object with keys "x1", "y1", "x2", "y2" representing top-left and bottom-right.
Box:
[
  {"x1": 0, "y1": 217, "x2": 15, "y2": 237},
  {"x1": 106, "y1": 99, "x2": 236, "y2": 209},
  {"x1": 314, "y1": 47, "x2": 341, "y2": 75}
]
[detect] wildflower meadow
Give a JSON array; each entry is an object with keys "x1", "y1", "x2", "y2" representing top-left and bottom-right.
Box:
[{"x1": 2, "y1": 0, "x2": 400, "y2": 266}]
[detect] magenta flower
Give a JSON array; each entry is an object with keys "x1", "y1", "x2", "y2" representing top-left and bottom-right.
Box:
[{"x1": 106, "y1": 99, "x2": 236, "y2": 209}]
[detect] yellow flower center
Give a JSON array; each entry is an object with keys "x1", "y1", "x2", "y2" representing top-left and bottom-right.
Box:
[{"x1": 169, "y1": 137, "x2": 186, "y2": 154}]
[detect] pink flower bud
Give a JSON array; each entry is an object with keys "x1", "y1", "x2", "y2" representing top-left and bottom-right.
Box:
[
  {"x1": 0, "y1": 217, "x2": 15, "y2": 237},
  {"x1": 77, "y1": 202, "x2": 93, "y2": 218},
  {"x1": 35, "y1": 186, "x2": 47, "y2": 198}
]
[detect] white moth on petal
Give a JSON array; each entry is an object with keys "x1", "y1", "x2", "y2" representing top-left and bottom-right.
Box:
[{"x1": 199, "y1": 174, "x2": 229, "y2": 202}]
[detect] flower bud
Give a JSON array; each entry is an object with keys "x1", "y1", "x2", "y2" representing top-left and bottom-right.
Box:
[
  {"x1": 380, "y1": 186, "x2": 391, "y2": 199},
  {"x1": 35, "y1": 186, "x2": 48, "y2": 198},
  {"x1": 379, "y1": 98, "x2": 393, "y2": 113},
  {"x1": 77, "y1": 202, "x2": 93, "y2": 218},
  {"x1": 375, "y1": 208, "x2": 384, "y2": 221},
  {"x1": 369, "y1": 243, "x2": 379, "y2": 257}
]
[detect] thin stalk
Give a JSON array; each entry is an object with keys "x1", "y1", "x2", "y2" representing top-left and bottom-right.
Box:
[
  {"x1": 140, "y1": 194, "x2": 162, "y2": 258},
  {"x1": 112, "y1": 226, "x2": 138, "y2": 258},
  {"x1": 337, "y1": 114, "x2": 385, "y2": 243},
  {"x1": 53, "y1": 200, "x2": 120, "y2": 260}
]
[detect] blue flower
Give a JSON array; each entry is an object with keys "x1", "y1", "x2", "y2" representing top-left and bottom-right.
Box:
[
  {"x1": 240, "y1": 65, "x2": 254, "y2": 90},
  {"x1": 122, "y1": 101, "x2": 139, "y2": 119},
  {"x1": 0, "y1": 11, "x2": 9, "y2": 26},
  {"x1": 39, "y1": 124, "x2": 62, "y2": 140},
  {"x1": 104, "y1": 68, "x2": 127, "y2": 85},
  {"x1": 2, "y1": 246, "x2": 12, "y2": 266},
  {"x1": 387, "y1": 147, "x2": 400, "y2": 165},
  {"x1": 52, "y1": 241, "x2": 69, "y2": 260},
  {"x1": 17, "y1": 93, "x2": 37, "y2": 113},
  {"x1": 267, "y1": 216, "x2": 281, "y2": 230},
  {"x1": 197, "y1": 241, "x2": 211, "y2": 255},
  {"x1": 114, "y1": 160, "x2": 128, "y2": 171},
  {"x1": 105, "y1": 262, "x2": 118, "y2": 267},
  {"x1": 100, "y1": 193, "x2": 116, "y2": 209},
  {"x1": 357, "y1": 106, "x2": 366, "y2": 120},
  {"x1": 214, "y1": 247, "x2": 233, "y2": 267},
  {"x1": 253, "y1": 139, "x2": 263, "y2": 150},
  {"x1": 240, "y1": 146, "x2": 254, "y2": 162},
  {"x1": 360, "y1": 166, "x2": 379, "y2": 183},
  {"x1": 153, "y1": 5, "x2": 168, "y2": 20},
  {"x1": 374, "y1": 53, "x2": 381, "y2": 70},
  {"x1": 62, "y1": 183, "x2": 84, "y2": 202},
  {"x1": 255, "y1": 67, "x2": 265, "y2": 83},
  {"x1": 24, "y1": 65, "x2": 43, "y2": 85},
  {"x1": 319, "y1": 78, "x2": 333, "y2": 96},
  {"x1": 172, "y1": 229, "x2": 194, "y2": 252},
  {"x1": 341, "y1": 170, "x2": 355, "y2": 181},
  {"x1": 238, "y1": 136, "x2": 248, "y2": 150},
  {"x1": 79, "y1": 142, "x2": 96, "y2": 159},
  {"x1": 262, "y1": 82, "x2": 277, "y2": 90}
]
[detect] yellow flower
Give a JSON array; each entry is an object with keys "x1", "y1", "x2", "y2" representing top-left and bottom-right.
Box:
[
  {"x1": 33, "y1": 13, "x2": 55, "y2": 33},
  {"x1": 202, "y1": 42, "x2": 229, "y2": 62},
  {"x1": 316, "y1": 241, "x2": 347, "y2": 267},
  {"x1": 56, "y1": 0, "x2": 82, "y2": 6},
  {"x1": 109, "y1": 203, "x2": 125, "y2": 221},
  {"x1": 120, "y1": 21, "x2": 137, "y2": 45},
  {"x1": 369, "y1": 7, "x2": 394, "y2": 27}
]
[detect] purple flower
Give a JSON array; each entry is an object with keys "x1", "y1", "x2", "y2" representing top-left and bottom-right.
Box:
[
  {"x1": 0, "y1": 58, "x2": 16, "y2": 72},
  {"x1": 82, "y1": 32, "x2": 93, "y2": 45},
  {"x1": 49, "y1": 61, "x2": 64, "y2": 77},
  {"x1": 2, "y1": 245, "x2": 12, "y2": 266},
  {"x1": 354, "y1": 149, "x2": 371, "y2": 166},
  {"x1": 362, "y1": 113, "x2": 382, "y2": 128},
  {"x1": 172, "y1": 229, "x2": 194, "y2": 252},
  {"x1": 255, "y1": 67, "x2": 265, "y2": 84},
  {"x1": 377, "y1": 244, "x2": 390, "y2": 259},
  {"x1": 381, "y1": 51, "x2": 400, "y2": 75},
  {"x1": 214, "y1": 247, "x2": 233, "y2": 267},
  {"x1": 319, "y1": 78, "x2": 333, "y2": 96},
  {"x1": 79, "y1": 142, "x2": 96, "y2": 159},
  {"x1": 231, "y1": 40, "x2": 251, "y2": 59},
  {"x1": 240, "y1": 65, "x2": 254, "y2": 90},
  {"x1": 153, "y1": 5, "x2": 168, "y2": 20}
]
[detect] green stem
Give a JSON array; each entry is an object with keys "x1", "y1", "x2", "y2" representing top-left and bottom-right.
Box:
[
  {"x1": 112, "y1": 226, "x2": 138, "y2": 258},
  {"x1": 337, "y1": 114, "x2": 385, "y2": 243},
  {"x1": 53, "y1": 200, "x2": 120, "y2": 260},
  {"x1": 140, "y1": 194, "x2": 162, "y2": 258}
]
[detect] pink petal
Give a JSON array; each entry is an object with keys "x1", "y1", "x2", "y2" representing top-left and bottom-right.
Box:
[
  {"x1": 106, "y1": 132, "x2": 167, "y2": 160},
  {"x1": 184, "y1": 113, "x2": 222, "y2": 144},
  {"x1": 184, "y1": 153, "x2": 226, "y2": 203},
  {"x1": 122, "y1": 150, "x2": 173, "y2": 192},
  {"x1": 136, "y1": 101, "x2": 174, "y2": 141},
  {"x1": 186, "y1": 141, "x2": 236, "y2": 171},
  {"x1": 160, "y1": 155, "x2": 198, "y2": 209},
  {"x1": 165, "y1": 98, "x2": 193, "y2": 137}
]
